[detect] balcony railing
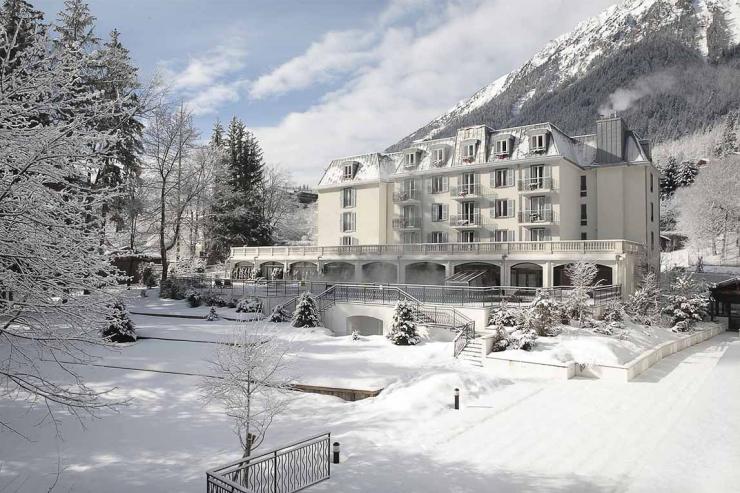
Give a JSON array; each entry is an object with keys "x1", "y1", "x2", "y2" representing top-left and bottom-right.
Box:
[
  {"x1": 392, "y1": 216, "x2": 421, "y2": 230},
  {"x1": 230, "y1": 240, "x2": 644, "y2": 260},
  {"x1": 450, "y1": 184, "x2": 484, "y2": 199},
  {"x1": 449, "y1": 213, "x2": 483, "y2": 228},
  {"x1": 518, "y1": 176, "x2": 553, "y2": 192},
  {"x1": 392, "y1": 189, "x2": 419, "y2": 202},
  {"x1": 518, "y1": 209, "x2": 556, "y2": 223}
]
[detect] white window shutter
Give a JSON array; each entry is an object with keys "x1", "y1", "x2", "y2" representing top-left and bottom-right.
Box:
[
  {"x1": 442, "y1": 176, "x2": 449, "y2": 191},
  {"x1": 508, "y1": 199, "x2": 514, "y2": 217},
  {"x1": 442, "y1": 204, "x2": 449, "y2": 220},
  {"x1": 426, "y1": 178, "x2": 432, "y2": 193},
  {"x1": 490, "y1": 172, "x2": 495, "y2": 187},
  {"x1": 507, "y1": 169, "x2": 514, "y2": 186},
  {"x1": 474, "y1": 173, "x2": 481, "y2": 185},
  {"x1": 351, "y1": 189, "x2": 356, "y2": 206},
  {"x1": 490, "y1": 206, "x2": 495, "y2": 218},
  {"x1": 442, "y1": 232, "x2": 448, "y2": 243}
]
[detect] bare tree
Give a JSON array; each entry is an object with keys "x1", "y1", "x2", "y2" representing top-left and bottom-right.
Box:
[
  {"x1": 261, "y1": 166, "x2": 293, "y2": 235},
  {"x1": 201, "y1": 325, "x2": 293, "y2": 458},
  {"x1": 0, "y1": 26, "x2": 127, "y2": 435},
  {"x1": 564, "y1": 260, "x2": 600, "y2": 325},
  {"x1": 141, "y1": 101, "x2": 214, "y2": 279}
]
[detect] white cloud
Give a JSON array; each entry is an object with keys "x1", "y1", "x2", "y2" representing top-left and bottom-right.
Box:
[
  {"x1": 254, "y1": 0, "x2": 617, "y2": 183},
  {"x1": 249, "y1": 29, "x2": 377, "y2": 99},
  {"x1": 186, "y1": 80, "x2": 250, "y2": 116}
]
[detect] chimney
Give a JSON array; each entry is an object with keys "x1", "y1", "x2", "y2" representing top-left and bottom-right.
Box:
[{"x1": 595, "y1": 116, "x2": 626, "y2": 164}]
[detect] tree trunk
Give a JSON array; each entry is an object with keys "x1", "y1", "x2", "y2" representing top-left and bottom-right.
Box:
[{"x1": 160, "y1": 182, "x2": 168, "y2": 281}]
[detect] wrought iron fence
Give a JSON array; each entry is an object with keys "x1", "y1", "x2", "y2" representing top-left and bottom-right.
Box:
[{"x1": 206, "y1": 433, "x2": 331, "y2": 493}]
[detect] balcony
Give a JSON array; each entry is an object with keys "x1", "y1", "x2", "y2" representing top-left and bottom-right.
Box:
[
  {"x1": 449, "y1": 213, "x2": 484, "y2": 229},
  {"x1": 393, "y1": 189, "x2": 420, "y2": 203},
  {"x1": 393, "y1": 216, "x2": 421, "y2": 230},
  {"x1": 518, "y1": 209, "x2": 557, "y2": 224},
  {"x1": 518, "y1": 177, "x2": 554, "y2": 193},
  {"x1": 450, "y1": 184, "x2": 488, "y2": 201}
]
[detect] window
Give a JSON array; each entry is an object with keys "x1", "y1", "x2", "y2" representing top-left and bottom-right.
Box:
[
  {"x1": 405, "y1": 152, "x2": 416, "y2": 167},
  {"x1": 493, "y1": 168, "x2": 513, "y2": 188},
  {"x1": 430, "y1": 175, "x2": 448, "y2": 193},
  {"x1": 495, "y1": 139, "x2": 509, "y2": 156},
  {"x1": 431, "y1": 203, "x2": 448, "y2": 222},
  {"x1": 580, "y1": 204, "x2": 587, "y2": 226},
  {"x1": 529, "y1": 164, "x2": 545, "y2": 189},
  {"x1": 459, "y1": 230, "x2": 477, "y2": 243},
  {"x1": 651, "y1": 202, "x2": 654, "y2": 222},
  {"x1": 651, "y1": 231, "x2": 655, "y2": 250},
  {"x1": 341, "y1": 188, "x2": 355, "y2": 208},
  {"x1": 494, "y1": 199, "x2": 514, "y2": 218},
  {"x1": 402, "y1": 232, "x2": 419, "y2": 244},
  {"x1": 341, "y1": 212, "x2": 356, "y2": 232},
  {"x1": 530, "y1": 228, "x2": 547, "y2": 241},
  {"x1": 650, "y1": 173, "x2": 654, "y2": 193},
  {"x1": 463, "y1": 143, "x2": 476, "y2": 161},
  {"x1": 530, "y1": 133, "x2": 546, "y2": 151},
  {"x1": 342, "y1": 163, "x2": 356, "y2": 180},
  {"x1": 429, "y1": 231, "x2": 447, "y2": 243},
  {"x1": 432, "y1": 148, "x2": 445, "y2": 165},
  {"x1": 580, "y1": 175, "x2": 587, "y2": 197},
  {"x1": 493, "y1": 230, "x2": 513, "y2": 242},
  {"x1": 460, "y1": 201, "x2": 478, "y2": 223},
  {"x1": 581, "y1": 232, "x2": 587, "y2": 240},
  {"x1": 340, "y1": 236, "x2": 356, "y2": 246},
  {"x1": 460, "y1": 172, "x2": 477, "y2": 195}
]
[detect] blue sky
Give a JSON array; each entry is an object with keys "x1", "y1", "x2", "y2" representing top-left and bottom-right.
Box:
[{"x1": 35, "y1": 0, "x2": 617, "y2": 184}]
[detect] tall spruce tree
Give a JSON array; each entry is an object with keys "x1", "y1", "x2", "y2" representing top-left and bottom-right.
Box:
[
  {"x1": 659, "y1": 156, "x2": 680, "y2": 200},
  {"x1": 0, "y1": 0, "x2": 44, "y2": 69},
  {"x1": 206, "y1": 117, "x2": 272, "y2": 263},
  {"x1": 715, "y1": 110, "x2": 738, "y2": 157},
  {"x1": 53, "y1": 0, "x2": 99, "y2": 52}
]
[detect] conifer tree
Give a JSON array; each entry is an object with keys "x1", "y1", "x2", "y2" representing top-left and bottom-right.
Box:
[
  {"x1": 291, "y1": 293, "x2": 319, "y2": 328},
  {"x1": 714, "y1": 110, "x2": 738, "y2": 157},
  {"x1": 206, "y1": 117, "x2": 272, "y2": 262},
  {"x1": 387, "y1": 300, "x2": 421, "y2": 345},
  {"x1": 0, "y1": 0, "x2": 44, "y2": 69},
  {"x1": 53, "y1": 0, "x2": 99, "y2": 52},
  {"x1": 659, "y1": 156, "x2": 679, "y2": 200}
]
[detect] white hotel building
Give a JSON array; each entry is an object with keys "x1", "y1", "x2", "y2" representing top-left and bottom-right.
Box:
[{"x1": 228, "y1": 117, "x2": 660, "y2": 296}]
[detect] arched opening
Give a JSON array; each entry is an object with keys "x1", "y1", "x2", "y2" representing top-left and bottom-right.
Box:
[
  {"x1": 553, "y1": 263, "x2": 614, "y2": 286},
  {"x1": 260, "y1": 262, "x2": 284, "y2": 280},
  {"x1": 361, "y1": 262, "x2": 398, "y2": 284},
  {"x1": 452, "y1": 262, "x2": 501, "y2": 286},
  {"x1": 323, "y1": 262, "x2": 355, "y2": 282},
  {"x1": 511, "y1": 263, "x2": 543, "y2": 288},
  {"x1": 347, "y1": 315, "x2": 384, "y2": 336},
  {"x1": 289, "y1": 261, "x2": 319, "y2": 281},
  {"x1": 231, "y1": 262, "x2": 254, "y2": 280},
  {"x1": 405, "y1": 262, "x2": 446, "y2": 285}
]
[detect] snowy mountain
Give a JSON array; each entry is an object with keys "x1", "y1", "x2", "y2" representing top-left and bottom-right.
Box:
[{"x1": 389, "y1": 0, "x2": 740, "y2": 151}]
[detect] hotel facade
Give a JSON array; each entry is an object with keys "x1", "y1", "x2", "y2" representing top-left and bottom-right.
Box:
[{"x1": 228, "y1": 117, "x2": 659, "y2": 296}]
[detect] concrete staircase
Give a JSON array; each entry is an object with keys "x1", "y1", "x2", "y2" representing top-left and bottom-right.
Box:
[{"x1": 458, "y1": 338, "x2": 483, "y2": 367}]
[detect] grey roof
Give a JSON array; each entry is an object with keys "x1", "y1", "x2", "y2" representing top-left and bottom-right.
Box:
[{"x1": 318, "y1": 121, "x2": 651, "y2": 187}]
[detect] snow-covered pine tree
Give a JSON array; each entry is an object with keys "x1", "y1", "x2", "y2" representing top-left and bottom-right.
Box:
[
  {"x1": 100, "y1": 302, "x2": 137, "y2": 343},
  {"x1": 659, "y1": 156, "x2": 679, "y2": 200},
  {"x1": 626, "y1": 272, "x2": 662, "y2": 325},
  {"x1": 53, "y1": 0, "x2": 99, "y2": 52},
  {"x1": 563, "y1": 260, "x2": 599, "y2": 326},
  {"x1": 675, "y1": 160, "x2": 699, "y2": 188},
  {"x1": 386, "y1": 300, "x2": 421, "y2": 345},
  {"x1": 206, "y1": 117, "x2": 272, "y2": 263},
  {"x1": 1, "y1": 25, "x2": 131, "y2": 421},
  {"x1": 267, "y1": 304, "x2": 291, "y2": 323},
  {"x1": 0, "y1": 0, "x2": 44, "y2": 70},
  {"x1": 291, "y1": 292, "x2": 319, "y2": 328},
  {"x1": 714, "y1": 110, "x2": 738, "y2": 157}
]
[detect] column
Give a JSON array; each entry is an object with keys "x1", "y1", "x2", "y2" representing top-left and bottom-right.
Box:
[
  {"x1": 397, "y1": 260, "x2": 405, "y2": 284},
  {"x1": 353, "y1": 262, "x2": 363, "y2": 283},
  {"x1": 542, "y1": 261, "x2": 553, "y2": 288}
]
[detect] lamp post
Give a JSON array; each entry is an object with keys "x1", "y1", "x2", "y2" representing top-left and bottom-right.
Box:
[{"x1": 454, "y1": 387, "x2": 460, "y2": 410}]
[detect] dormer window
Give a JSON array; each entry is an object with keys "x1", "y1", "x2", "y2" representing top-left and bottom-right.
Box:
[
  {"x1": 405, "y1": 152, "x2": 417, "y2": 168},
  {"x1": 529, "y1": 133, "x2": 548, "y2": 153},
  {"x1": 342, "y1": 162, "x2": 358, "y2": 180},
  {"x1": 495, "y1": 138, "x2": 510, "y2": 157},
  {"x1": 432, "y1": 148, "x2": 445, "y2": 166}
]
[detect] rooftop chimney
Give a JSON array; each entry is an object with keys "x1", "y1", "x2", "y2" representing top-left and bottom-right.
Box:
[{"x1": 595, "y1": 116, "x2": 626, "y2": 164}]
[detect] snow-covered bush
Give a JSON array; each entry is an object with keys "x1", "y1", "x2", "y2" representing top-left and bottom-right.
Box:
[
  {"x1": 562, "y1": 260, "x2": 600, "y2": 325},
  {"x1": 509, "y1": 328, "x2": 537, "y2": 351},
  {"x1": 204, "y1": 293, "x2": 228, "y2": 307},
  {"x1": 599, "y1": 299, "x2": 624, "y2": 322},
  {"x1": 227, "y1": 298, "x2": 238, "y2": 309},
  {"x1": 185, "y1": 289, "x2": 202, "y2": 308},
  {"x1": 626, "y1": 272, "x2": 661, "y2": 325},
  {"x1": 141, "y1": 262, "x2": 157, "y2": 288},
  {"x1": 386, "y1": 300, "x2": 421, "y2": 346},
  {"x1": 352, "y1": 330, "x2": 360, "y2": 341},
  {"x1": 267, "y1": 304, "x2": 291, "y2": 323},
  {"x1": 291, "y1": 293, "x2": 319, "y2": 328},
  {"x1": 488, "y1": 303, "x2": 522, "y2": 328},
  {"x1": 489, "y1": 327, "x2": 510, "y2": 352},
  {"x1": 236, "y1": 297, "x2": 263, "y2": 314},
  {"x1": 663, "y1": 272, "x2": 709, "y2": 332},
  {"x1": 100, "y1": 302, "x2": 137, "y2": 343},
  {"x1": 160, "y1": 278, "x2": 186, "y2": 300},
  {"x1": 206, "y1": 307, "x2": 219, "y2": 321},
  {"x1": 593, "y1": 320, "x2": 625, "y2": 336},
  {"x1": 522, "y1": 294, "x2": 562, "y2": 336}
]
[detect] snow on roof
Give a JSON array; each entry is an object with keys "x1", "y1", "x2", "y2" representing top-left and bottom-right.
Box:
[{"x1": 318, "y1": 120, "x2": 651, "y2": 186}]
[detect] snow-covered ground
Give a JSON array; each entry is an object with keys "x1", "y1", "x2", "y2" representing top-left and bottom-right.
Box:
[
  {"x1": 1, "y1": 310, "x2": 739, "y2": 492},
  {"x1": 501, "y1": 322, "x2": 717, "y2": 366}
]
